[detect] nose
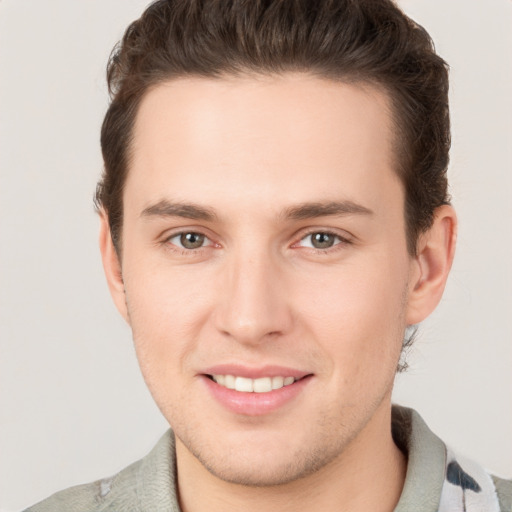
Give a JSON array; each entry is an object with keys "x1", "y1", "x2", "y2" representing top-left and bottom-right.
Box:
[{"x1": 213, "y1": 249, "x2": 293, "y2": 345}]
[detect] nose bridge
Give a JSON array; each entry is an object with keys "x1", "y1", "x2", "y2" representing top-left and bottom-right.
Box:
[{"x1": 214, "y1": 244, "x2": 290, "y2": 344}]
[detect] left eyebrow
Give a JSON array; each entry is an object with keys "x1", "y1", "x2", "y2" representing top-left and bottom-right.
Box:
[
  {"x1": 280, "y1": 201, "x2": 374, "y2": 220},
  {"x1": 140, "y1": 199, "x2": 217, "y2": 221}
]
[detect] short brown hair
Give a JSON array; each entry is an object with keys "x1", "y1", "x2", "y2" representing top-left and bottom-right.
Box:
[{"x1": 96, "y1": 0, "x2": 450, "y2": 255}]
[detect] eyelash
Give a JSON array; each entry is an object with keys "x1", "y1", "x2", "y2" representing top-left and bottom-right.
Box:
[
  {"x1": 161, "y1": 229, "x2": 352, "y2": 256},
  {"x1": 162, "y1": 231, "x2": 216, "y2": 256},
  {"x1": 294, "y1": 230, "x2": 352, "y2": 254}
]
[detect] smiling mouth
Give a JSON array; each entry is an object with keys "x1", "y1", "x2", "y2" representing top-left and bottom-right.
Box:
[{"x1": 207, "y1": 374, "x2": 304, "y2": 393}]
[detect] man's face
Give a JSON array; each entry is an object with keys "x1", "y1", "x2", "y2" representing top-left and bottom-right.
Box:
[{"x1": 117, "y1": 74, "x2": 417, "y2": 485}]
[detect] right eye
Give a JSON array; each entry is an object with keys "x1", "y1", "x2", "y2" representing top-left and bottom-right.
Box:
[
  {"x1": 295, "y1": 231, "x2": 350, "y2": 251},
  {"x1": 166, "y1": 232, "x2": 211, "y2": 250},
  {"x1": 298, "y1": 232, "x2": 340, "y2": 249}
]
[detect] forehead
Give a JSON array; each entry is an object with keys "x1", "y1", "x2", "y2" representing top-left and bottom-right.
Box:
[{"x1": 126, "y1": 73, "x2": 400, "y2": 218}]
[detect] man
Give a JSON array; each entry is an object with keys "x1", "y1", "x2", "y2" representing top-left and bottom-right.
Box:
[{"x1": 24, "y1": 0, "x2": 511, "y2": 511}]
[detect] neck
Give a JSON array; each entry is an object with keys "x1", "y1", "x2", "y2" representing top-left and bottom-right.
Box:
[{"x1": 176, "y1": 402, "x2": 406, "y2": 512}]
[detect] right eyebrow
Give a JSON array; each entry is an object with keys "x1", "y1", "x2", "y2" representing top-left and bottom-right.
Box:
[
  {"x1": 280, "y1": 200, "x2": 374, "y2": 221},
  {"x1": 140, "y1": 199, "x2": 217, "y2": 221}
]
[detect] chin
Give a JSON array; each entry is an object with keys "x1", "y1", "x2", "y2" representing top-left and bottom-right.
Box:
[
  {"x1": 179, "y1": 427, "x2": 349, "y2": 488},
  {"x1": 198, "y1": 453, "x2": 331, "y2": 487}
]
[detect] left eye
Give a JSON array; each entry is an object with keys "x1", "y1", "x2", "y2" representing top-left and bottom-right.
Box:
[
  {"x1": 168, "y1": 232, "x2": 210, "y2": 250},
  {"x1": 297, "y1": 232, "x2": 344, "y2": 249}
]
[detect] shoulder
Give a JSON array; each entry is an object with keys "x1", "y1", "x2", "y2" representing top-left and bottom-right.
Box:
[
  {"x1": 441, "y1": 446, "x2": 511, "y2": 512},
  {"x1": 23, "y1": 430, "x2": 178, "y2": 512},
  {"x1": 392, "y1": 405, "x2": 512, "y2": 512},
  {"x1": 491, "y1": 475, "x2": 512, "y2": 512},
  {"x1": 392, "y1": 406, "x2": 512, "y2": 512},
  {"x1": 23, "y1": 459, "x2": 142, "y2": 512}
]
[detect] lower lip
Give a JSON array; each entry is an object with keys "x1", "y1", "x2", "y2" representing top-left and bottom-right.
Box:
[{"x1": 202, "y1": 375, "x2": 312, "y2": 416}]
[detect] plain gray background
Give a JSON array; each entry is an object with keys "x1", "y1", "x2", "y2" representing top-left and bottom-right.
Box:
[{"x1": 0, "y1": 0, "x2": 511, "y2": 510}]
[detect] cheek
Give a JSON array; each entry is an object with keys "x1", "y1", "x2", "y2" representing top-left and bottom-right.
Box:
[
  {"x1": 122, "y1": 262, "x2": 214, "y2": 380},
  {"x1": 293, "y1": 256, "x2": 408, "y2": 378}
]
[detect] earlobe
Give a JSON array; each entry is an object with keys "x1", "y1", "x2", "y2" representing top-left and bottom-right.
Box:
[
  {"x1": 98, "y1": 211, "x2": 130, "y2": 324},
  {"x1": 406, "y1": 205, "x2": 457, "y2": 325}
]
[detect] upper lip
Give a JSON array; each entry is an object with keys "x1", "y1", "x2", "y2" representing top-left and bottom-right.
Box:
[{"x1": 200, "y1": 364, "x2": 311, "y2": 380}]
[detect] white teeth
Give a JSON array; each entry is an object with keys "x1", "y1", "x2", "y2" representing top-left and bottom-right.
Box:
[
  {"x1": 235, "y1": 377, "x2": 253, "y2": 392},
  {"x1": 211, "y1": 374, "x2": 298, "y2": 393},
  {"x1": 272, "y1": 376, "x2": 284, "y2": 389},
  {"x1": 253, "y1": 377, "x2": 272, "y2": 393},
  {"x1": 224, "y1": 375, "x2": 236, "y2": 389}
]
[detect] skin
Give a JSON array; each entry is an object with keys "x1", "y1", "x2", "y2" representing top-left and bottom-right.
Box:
[{"x1": 100, "y1": 73, "x2": 456, "y2": 512}]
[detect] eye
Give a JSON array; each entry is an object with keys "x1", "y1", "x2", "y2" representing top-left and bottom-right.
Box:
[
  {"x1": 297, "y1": 231, "x2": 347, "y2": 250},
  {"x1": 167, "y1": 232, "x2": 210, "y2": 250}
]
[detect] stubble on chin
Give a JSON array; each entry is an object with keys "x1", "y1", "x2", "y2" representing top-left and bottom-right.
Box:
[{"x1": 172, "y1": 386, "x2": 393, "y2": 489}]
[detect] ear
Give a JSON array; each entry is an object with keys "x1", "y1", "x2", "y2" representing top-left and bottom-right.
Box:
[
  {"x1": 98, "y1": 211, "x2": 130, "y2": 324},
  {"x1": 406, "y1": 205, "x2": 457, "y2": 325}
]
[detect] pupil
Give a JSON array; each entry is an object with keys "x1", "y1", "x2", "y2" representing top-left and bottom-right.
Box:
[
  {"x1": 312, "y1": 233, "x2": 334, "y2": 249},
  {"x1": 181, "y1": 233, "x2": 204, "y2": 249}
]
